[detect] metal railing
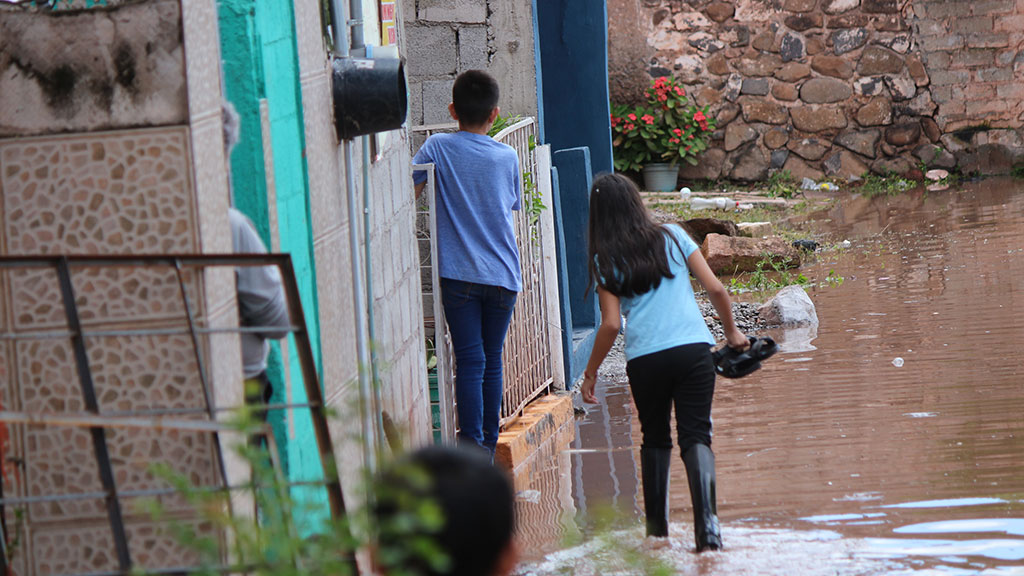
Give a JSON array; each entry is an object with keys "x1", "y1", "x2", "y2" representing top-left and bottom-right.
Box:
[
  {"x1": 416, "y1": 117, "x2": 563, "y2": 439},
  {"x1": 0, "y1": 254, "x2": 352, "y2": 576}
]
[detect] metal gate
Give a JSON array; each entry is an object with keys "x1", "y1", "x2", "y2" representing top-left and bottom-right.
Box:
[{"x1": 0, "y1": 254, "x2": 350, "y2": 576}]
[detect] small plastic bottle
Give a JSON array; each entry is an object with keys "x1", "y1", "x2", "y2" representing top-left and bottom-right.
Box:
[{"x1": 690, "y1": 197, "x2": 718, "y2": 210}]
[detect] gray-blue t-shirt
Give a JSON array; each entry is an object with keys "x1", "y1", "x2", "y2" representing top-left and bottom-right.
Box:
[
  {"x1": 414, "y1": 131, "x2": 522, "y2": 292},
  {"x1": 619, "y1": 224, "x2": 714, "y2": 361}
]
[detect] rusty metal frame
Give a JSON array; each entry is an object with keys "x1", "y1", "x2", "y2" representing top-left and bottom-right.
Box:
[{"x1": 0, "y1": 254, "x2": 351, "y2": 576}]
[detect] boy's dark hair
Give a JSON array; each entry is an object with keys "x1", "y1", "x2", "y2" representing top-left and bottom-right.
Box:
[
  {"x1": 375, "y1": 446, "x2": 515, "y2": 576},
  {"x1": 452, "y1": 70, "x2": 500, "y2": 127}
]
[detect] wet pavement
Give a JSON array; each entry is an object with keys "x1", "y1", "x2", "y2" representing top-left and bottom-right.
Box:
[{"x1": 514, "y1": 178, "x2": 1024, "y2": 575}]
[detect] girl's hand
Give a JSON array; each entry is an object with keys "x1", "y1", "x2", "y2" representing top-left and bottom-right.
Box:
[
  {"x1": 725, "y1": 328, "x2": 749, "y2": 351},
  {"x1": 581, "y1": 372, "x2": 599, "y2": 404}
]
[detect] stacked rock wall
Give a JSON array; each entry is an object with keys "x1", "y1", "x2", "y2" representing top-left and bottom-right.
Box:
[{"x1": 609, "y1": 0, "x2": 1024, "y2": 181}]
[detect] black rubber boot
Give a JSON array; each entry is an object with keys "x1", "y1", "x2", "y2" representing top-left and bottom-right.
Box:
[
  {"x1": 682, "y1": 443, "x2": 722, "y2": 552},
  {"x1": 640, "y1": 446, "x2": 673, "y2": 537}
]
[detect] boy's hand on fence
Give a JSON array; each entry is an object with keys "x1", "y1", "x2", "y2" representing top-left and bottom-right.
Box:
[{"x1": 581, "y1": 372, "x2": 599, "y2": 404}]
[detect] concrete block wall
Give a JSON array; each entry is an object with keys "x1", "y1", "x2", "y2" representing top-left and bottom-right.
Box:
[
  {"x1": 607, "y1": 0, "x2": 1024, "y2": 181},
  {"x1": 292, "y1": 0, "x2": 430, "y2": 512},
  {"x1": 403, "y1": 0, "x2": 539, "y2": 129}
]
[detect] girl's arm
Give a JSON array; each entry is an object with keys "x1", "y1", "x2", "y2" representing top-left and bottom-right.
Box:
[
  {"x1": 581, "y1": 287, "x2": 621, "y2": 404},
  {"x1": 687, "y1": 250, "x2": 749, "y2": 350}
]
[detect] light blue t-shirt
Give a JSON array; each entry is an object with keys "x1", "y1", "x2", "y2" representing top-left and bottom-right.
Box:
[
  {"x1": 413, "y1": 132, "x2": 522, "y2": 292},
  {"x1": 618, "y1": 224, "x2": 715, "y2": 361}
]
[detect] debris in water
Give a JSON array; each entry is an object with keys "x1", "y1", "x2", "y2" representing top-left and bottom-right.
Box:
[
  {"x1": 892, "y1": 357, "x2": 904, "y2": 367},
  {"x1": 517, "y1": 489, "x2": 542, "y2": 504}
]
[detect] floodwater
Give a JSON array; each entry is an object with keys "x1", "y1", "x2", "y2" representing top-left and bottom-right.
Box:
[{"x1": 514, "y1": 178, "x2": 1024, "y2": 575}]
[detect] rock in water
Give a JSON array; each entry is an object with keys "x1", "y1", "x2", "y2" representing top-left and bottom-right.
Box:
[{"x1": 759, "y1": 285, "x2": 819, "y2": 326}]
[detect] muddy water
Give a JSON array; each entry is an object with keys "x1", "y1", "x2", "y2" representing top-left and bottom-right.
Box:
[{"x1": 515, "y1": 179, "x2": 1024, "y2": 575}]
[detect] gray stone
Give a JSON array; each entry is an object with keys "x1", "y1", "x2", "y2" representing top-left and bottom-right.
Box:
[
  {"x1": 800, "y1": 77, "x2": 853, "y2": 104},
  {"x1": 725, "y1": 122, "x2": 759, "y2": 151},
  {"x1": 775, "y1": 62, "x2": 812, "y2": 82},
  {"x1": 736, "y1": 54, "x2": 784, "y2": 77},
  {"x1": 771, "y1": 149, "x2": 791, "y2": 169},
  {"x1": 792, "y1": 107, "x2": 849, "y2": 132},
  {"x1": 885, "y1": 122, "x2": 922, "y2": 146},
  {"x1": 674, "y1": 55, "x2": 705, "y2": 82},
  {"x1": 827, "y1": 149, "x2": 871, "y2": 179},
  {"x1": 783, "y1": 155, "x2": 826, "y2": 181},
  {"x1": 680, "y1": 148, "x2": 727, "y2": 180},
  {"x1": 855, "y1": 76, "x2": 888, "y2": 96},
  {"x1": 680, "y1": 218, "x2": 740, "y2": 244},
  {"x1": 940, "y1": 133, "x2": 971, "y2": 154},
  {"x1": 457, "y1": 26, "x2": 489, "y2": 72},
  {"x1": 741, "y1": 99, "x2": 790, "y2": 124},
  {"x1": 765, "y1": 128, "x2": 790, "y2": 149},
  {"x1": 855, "y1": 97, "x2": 892, "y2": 126},
  {"x1": 706, "y1": 2, "x2": 736, "y2": 22},
  {"x1": 408, "y1": 24, "x2": 458, "y2": 77},
  {"x1": 884, "y1": 73, "x2": 917, "y2": 101},
  {"x1": 862, "y1": 0, "x2": 898, "y2": 13},
  {"x1": 419, "y1": 0, "x2": 486, "y2": 22},
  {"x1": 788, "y1": 137, "x2": 831, "y2": 160},
  {"x1": 824, "y1": 0, "x2": 860, "y2": 14},
  {"x1": 717, "y1": 103, "x2": 742, "y2": 125},
  {"x1": 773, "y1": 82, "x2": 800, "y2": 101},
  {"x1": 727, "y1": 24, "x2": 752, "y2": 47},
  {"x1": 759, "y1": 285, "x2": 819, "y2": 326},
  {"x1": 903, "y1": 90, "x2": 936, "y2": 116},
  {"x1": 832, "y1": 28, "x2": 868, "y2": 55},
  {"x1": 922, "y1": 117, "x2": 942, "y2": 142},
  {"x1": 728, "y1": 144, "x2": 771, "y2": 181},
  {"x1": 422, "y1": 79, "x2": 456, "y2": 124},
  {"x1": 812, "y1": 55, "x2": 855, "y2": 79},
  {"x1": 725, "y1": 74, "x2": 743, "y2": 102},
  {"x1": 689, "y1": 32, "x2": 726, "y2": 52},
  {"x1": 780, "y1": 33, "x2": 806, "y2": 62},
  {"x1": 871, "y1": 156, "x2": 914, "y2": 175},
  {"x1": 741, "y1": 78, "x2": 771, "y2": 96},
  {"x1": 888, "y1": 34, "x2": 912, "y2": 54},
  {"x1": 858, "y1": 45, "x2": 905, "y2": 75},
  {"x1": 914, "y1": 144, "x2": 958, "y2": 169},
  {"x1": 784, "y1": 13, "x2": 822, "y2": 32},
  {"x1": 823, "y1": 151, "x2": 842, "y2": 175},
  {"x1": 835, "y1": 129, "x2": 881, "y2": 158},
  {"x1": 702, "y1": 234, "x2": 802, "y2": 274}
]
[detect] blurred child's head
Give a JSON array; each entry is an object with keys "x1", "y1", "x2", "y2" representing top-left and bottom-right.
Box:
[
  {"x1": 450, "y1": 70, "x2": 501, "y2": 129},
  {"x1": 374, "y1": 445, "x2": 517, "y2": 576},
  {"x1": 588, "y1": 173, "x2": 651, "y2": 239}
]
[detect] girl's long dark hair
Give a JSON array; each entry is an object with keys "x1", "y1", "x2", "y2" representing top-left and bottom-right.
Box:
[{"x1": 588, "y1": 173, "x2": 683, "y2": 298}]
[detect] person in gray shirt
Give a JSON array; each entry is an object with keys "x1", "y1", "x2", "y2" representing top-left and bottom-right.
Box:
[{"x1": 223, "y1": 101, "x2": 290, "y2": 425}]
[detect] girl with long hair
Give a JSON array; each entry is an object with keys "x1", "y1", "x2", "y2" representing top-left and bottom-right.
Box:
[{"x1": 580, "y1": 173, "x2": 748, "y2": 552}]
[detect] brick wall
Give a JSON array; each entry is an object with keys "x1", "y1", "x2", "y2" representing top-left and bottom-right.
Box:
[{"x1": 608, "y1": 0, "x2": 1024, "y2": 181}]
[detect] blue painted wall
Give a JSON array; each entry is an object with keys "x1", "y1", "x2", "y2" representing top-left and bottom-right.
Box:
[
  {"x1": 552, "y1": 147, "x2": 599, "y2": 385},
  {"x1": 534, "y1": 0, "x2": 613, "y2": 175}
]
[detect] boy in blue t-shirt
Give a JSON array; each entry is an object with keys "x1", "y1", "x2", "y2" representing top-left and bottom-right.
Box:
[{"x1": 413, "y1": 70, "x2": 522, "y2": 455}]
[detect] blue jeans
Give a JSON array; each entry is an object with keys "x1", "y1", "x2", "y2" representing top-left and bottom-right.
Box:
[{"x1": 440, "y1": 278, "x2": 517, "y2": 454}]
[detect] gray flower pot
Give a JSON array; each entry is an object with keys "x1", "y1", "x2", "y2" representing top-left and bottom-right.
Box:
[{"x1": 641, "y1": 163, "x2": 680, "y2": 192}]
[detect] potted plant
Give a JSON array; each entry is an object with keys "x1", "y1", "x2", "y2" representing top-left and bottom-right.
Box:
[{"x1": 611, "y1": 76, "x2": 716, "y2": 191}]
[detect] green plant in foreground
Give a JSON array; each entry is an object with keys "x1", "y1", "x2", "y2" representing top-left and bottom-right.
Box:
[
  {"x1": 137, "y1": 409, "x2": 449, "y2": 576},
  {"x1": 858, "y1": 172, "x2": 917, "y2": 197},
  {"x1": 766, "y1": 169, "x2": 800, "y2": 199},
  {"x1": 728, "y1": 256, "x2": 809, "y2": 293}
]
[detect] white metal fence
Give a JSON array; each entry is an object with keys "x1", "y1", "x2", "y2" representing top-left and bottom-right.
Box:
[{"x1": 415, "y1": 117, "x2": 563, "y2": 442}]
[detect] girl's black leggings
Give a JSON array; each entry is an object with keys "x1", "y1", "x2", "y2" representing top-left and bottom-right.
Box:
[{"x1": 625, "y1": 342, "x2": 716, "y2": 455}]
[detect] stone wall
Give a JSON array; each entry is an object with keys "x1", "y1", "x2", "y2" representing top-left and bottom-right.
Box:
[
  {"x1": 403, "y1": 0, "x2": 538, "y2": 130},
  {"x1": 608, "y1": 0, "x2": 1024, "y2": 181}
]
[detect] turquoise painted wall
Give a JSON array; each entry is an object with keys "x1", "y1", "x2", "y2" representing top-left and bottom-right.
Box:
[{"x1": 218, "y1": 0, "x2": 328, "y2": 535}]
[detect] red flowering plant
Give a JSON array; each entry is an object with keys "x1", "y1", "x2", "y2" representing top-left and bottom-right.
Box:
[{"x1": 610, "y1": 76, "x2": 716, "y2": 172}]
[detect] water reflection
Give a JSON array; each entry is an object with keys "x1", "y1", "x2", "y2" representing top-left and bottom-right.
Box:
[{"x1": 515, "y1": 179, "x2": 1024, "y2": 574}]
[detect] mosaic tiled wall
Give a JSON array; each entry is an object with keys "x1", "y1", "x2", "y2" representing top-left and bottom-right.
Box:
[{"x1": 1, "y1": 0, "x2": 242, "y2": 571}]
